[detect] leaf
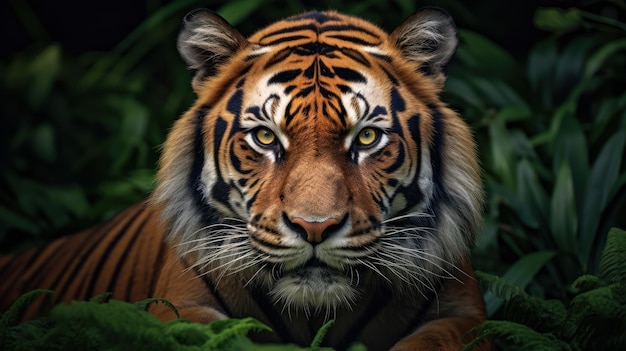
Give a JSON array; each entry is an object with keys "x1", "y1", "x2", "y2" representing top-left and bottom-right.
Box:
[
  {"x1": 495, "y1": 105, "x2": 532, "y2": 124},
  {"x1": 135, "y1": 298, "x2": 179, "y2": 319},
  {"x1": 534, "y1": 7, "x2": 582, "y2": 33},
  {"x1": 89, "y1": 292, "x2": 113, "y2": 304},
  {"x1": 528, "y1": 39, "x2": 559, "y2": 108},
  {"x1": 599, "y1": 228, "x2": 626, "y2": 284},
  {"x1": 488, "y1": 120, "x2": 516, "y2": 186},
  {"x1": 584, "y1": 38, "x2": 626, "y2": 80},
  {"x1": 0, "y1": 289, "x2": 54, "y2": 328},
  {"x1": 218, "y1": 0, "x2": 267, "y2": 25},
  {"x1": 455, "y1": 30, "x2": 524, "y2": 89},
  {"x1": 553, "y1": 117, "x2": 589, "y2": 214},
  {"x1": 202, "y1": 317, "x2": 272, "y2": 348},
  {"x1": 484, "y1": 251, "x2": 557, "y2": 316},
  {"x1": 444, "y1": 75, "x2": 485, "y2": 109},
  {"x1": 553, "y1": 36, "x2": 595, "y2": 104},
  {"x1": 515, "y1": 159, "x2": 549, "y2": 229},
  {"x1": 0, "y1": 205, "x2": 41, "y2": 234},
  {"x1": 27, "y1": 45, "x2": 61, "y2": 107},
  {"x1": 462, "y1": 320, "x2": 570, "y2": 351},
  {"x1": 579, "y1": 130, "x2": 626, "y2": 268},
  {"x1": 550, "y1": 161, "x2": 578, "y2": 255},
  {"x1": 31, "y1": 123, "x2": 56, "y2": 162},
  {"x1": 311, "y1": 319, "x2": 334, "y2": 348}
]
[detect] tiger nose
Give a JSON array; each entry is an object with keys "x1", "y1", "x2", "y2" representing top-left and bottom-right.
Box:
[{"x1": 289, "y1": 217, "x2": 341, "y2": 244}]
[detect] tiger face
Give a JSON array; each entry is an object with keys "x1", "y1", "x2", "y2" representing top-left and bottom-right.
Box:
[{"x1": 153, "y1": 9, "x2": 482, "y2": 317}]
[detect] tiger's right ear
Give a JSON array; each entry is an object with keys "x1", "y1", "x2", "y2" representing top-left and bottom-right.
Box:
[{"x1": 177, "y1": 9, "x2": 247, "y2": 91}]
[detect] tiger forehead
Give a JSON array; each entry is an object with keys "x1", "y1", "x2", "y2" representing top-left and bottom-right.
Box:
[
  {"x1": 248, "y1": 11, "x2": 387, "y2": 47},
  {"x1": 240, "y1": 12, "x2": 393, "y2": 131}
]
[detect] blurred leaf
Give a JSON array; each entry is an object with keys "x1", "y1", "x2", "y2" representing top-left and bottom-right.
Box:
[
  {"x1": 554, "y1": 36, "x2": 595, "y2": 103},
  {"x1": 516, "y1": 159, "x2": 549, "y2": 229},
  {"x1": 27, "y1": 45, "x2": 60, "y2": 108},
  {"x1": 534, "y1": 7, "x2": 582, "y2": 33},
  {"x1": 494, "y1": 105, "x2": 531, "y2": 124},
  {"x1": 553, "y1": 117, "x2": 589, "y2": 213},
  {"x1": 485, "y1": 251, "x2": 557, "y2": 316},
  {"x1": 455, "y1": 30, "x2": 524, "y2": 89},
  {"x1": 528, "y1": 39, "x2": 558, "y2": 108},
  {"x1": 31, "y1": 123, "x2": 56, "y2": 163},
  {"x1": 550, "y1": 161, "x2": 577, "y2": 255},
  {"x1": 43, "y1": 186, "x2": 89, "y2": 218},
  {"x1": 584, "y1": 38, "x2": 626, "y2": 80},
  {"x1": 488, "y1": 121, "x2": 515, "y2": 186},
  {"x1": 218, "y1": 0, "x2": 267, "y2": 25},
  {"x1": 0, "y1": 206, "x2": 40, "y2": 235},
  {"x1": 445, "y1": 75, "x2": 485, "y2": 109},
  {"x1": 579, "y1": 130, "x2": 626, "y2": 268},
  {"x1": 120, "y1": 100, "x2": 149, "y2": 138}
]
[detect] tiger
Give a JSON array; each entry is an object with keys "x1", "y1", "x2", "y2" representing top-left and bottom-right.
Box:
[{"x1": 0, "y1": 7, "x2": 490, "y2": 351}]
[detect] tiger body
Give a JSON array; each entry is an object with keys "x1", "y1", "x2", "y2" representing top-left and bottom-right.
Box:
[{"x1": 1, "y1": 9, "x2": 489, "y2": 351}]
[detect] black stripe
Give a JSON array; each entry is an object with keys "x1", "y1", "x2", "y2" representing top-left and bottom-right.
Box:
[
  {"x1": 263, "y1": 48, "x2": 292, "y2": 69},
  {"x1": 185, "y1": 260, "x2": 232, "y2": 317},
  {"x1": 190, "y1": 105, "x2": 219, "y2": 225},
  {"x1": 428, "y1": 104, "x2": 449, "y2": 221},
  {"x1": 82, "y1": 207, "x2": 147, "y2": 298},
  {"x1": 390, "y1": 87, "x2": 406, "y2": 115},
  {"x1": 51, "y1": 210, "x2": 134, "y2": 298},
  {"x1": 268, "y1": 69, "x2": 302, "y2": 84},
  {"x1": 320, "y1": 24, "x2": 380, "y2": 41},
  {"x1": 380, "y1": 65, "x2": 399, "y2": 86},
  {"x1": 395, "y1": 114, "x2": 424, "y2": 212},
  {"x1": 259, "y1": 24, "x2": 318, "y2": 42},
  {"x1": 263, "y1": 35, "x2": 310, "y2": 46},
  {"x1": 46, "y1": 212, "x2": 126, "y2": 295},
  {"x1": 383, "y1": 140, "x2": 405, "y2": 174},
  {"x1": 372, "y1": 53, "x2": 393, "y2": 63},
  {"x1": 365, "y1": 105, "x2": 387, "y2": 123},
  {"x1": 334, "y1": 67, "x2": 366, "y2": 83},
  {"x1": 327, "y1": 34, "x2": 377, "y2": 46},
  {"x1": 226, "y1": 90, "x2": 243, "y2": 116},
  {"x1": 106, "y1": 210, "x2": 152, "y2": 296},
  {"x1": 341, "y1": 48, "x2": 371, "y2": 67}
]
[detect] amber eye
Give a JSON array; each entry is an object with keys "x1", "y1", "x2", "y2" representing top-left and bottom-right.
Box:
[
  {"x1": 254, "y1": 127, "x2": 276, "y2": 146},
  {"x1": 357, "y1": 127, "x2": 380, "y2": 147}
]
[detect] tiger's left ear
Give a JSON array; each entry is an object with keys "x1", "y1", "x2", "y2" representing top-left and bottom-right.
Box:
[
  {"x1": 177, "y1": 9, "x2": 248, "y2": 92},
  {"x1": 389, "y1": 7, "x2": 458, "y2": 87}
]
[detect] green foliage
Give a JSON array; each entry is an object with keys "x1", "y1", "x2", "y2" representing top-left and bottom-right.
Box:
[
  {"x1": 0, "y1": 292, "x2": 364, "y2": 351},
  {"x1": 464, "y1": 228, "x2": 626, "y2": 350},
  {"x1": 448, "y1": 3, "x2": 626, "y2": 312}
]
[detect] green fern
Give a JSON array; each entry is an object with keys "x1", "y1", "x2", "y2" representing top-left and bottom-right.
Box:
[
  {"x1": 464, "y1": 320, "x2": 572, "y2": 351},
  {"x1": 134, "y1": 297, "x2": 180, "y2": 318},
  {"x1": 599, "y1": 228, "x2": 626, "y2": 284},
  {"x1": 465, "y1": 227, "x2": 626, "y2": 350},
  {"x1": 0, "y1": 292, "x2": 365, "y2": 351},
  {"x1": 0, "y1": 289, "x2": 54, "y2": 328}
]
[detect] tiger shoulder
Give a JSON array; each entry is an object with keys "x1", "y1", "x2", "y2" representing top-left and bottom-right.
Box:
[{"x1": 0, "y1": 8, "x2": 492, "y2": 351}]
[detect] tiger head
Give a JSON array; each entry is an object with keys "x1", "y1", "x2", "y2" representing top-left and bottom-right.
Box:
[{"x1": 153, "y1": 9, "x2": 482, "y2": 316}]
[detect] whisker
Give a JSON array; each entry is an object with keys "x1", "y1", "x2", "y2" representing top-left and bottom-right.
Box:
[{"x1": 382, "y1": 212, "x2": 433, "y2": 224}]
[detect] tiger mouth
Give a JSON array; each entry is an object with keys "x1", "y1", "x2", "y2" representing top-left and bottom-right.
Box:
[
  {"x1": 268, "y1": 257, "x2": 360, "y2": 312},
  {"x1": 266, "y1": 256, "x2": 345, "y2": 279}
]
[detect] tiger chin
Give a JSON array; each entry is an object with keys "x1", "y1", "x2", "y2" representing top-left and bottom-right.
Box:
[{"x1": 0, "y1": 7, "x2": 492, "y2": 351}]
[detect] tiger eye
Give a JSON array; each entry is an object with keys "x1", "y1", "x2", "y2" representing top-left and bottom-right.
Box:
[
  {"x1": 357, "y1": 127, "x2": 379, "y2": 146},
  {"x1": 255, "y1": 127, "x2": 276, "y2": 146}
]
